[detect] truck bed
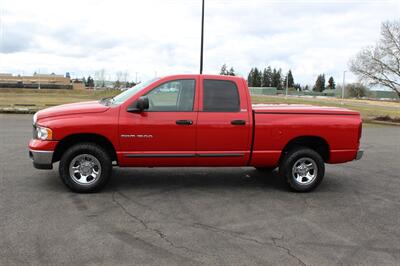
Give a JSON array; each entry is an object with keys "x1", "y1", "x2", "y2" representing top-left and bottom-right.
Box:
[
  {"x1": 252, "y1": 104, "x2": 360, "y2": 115},
  {"x1": 250, "y1": 104, "x2": 362, "y2": 167}
]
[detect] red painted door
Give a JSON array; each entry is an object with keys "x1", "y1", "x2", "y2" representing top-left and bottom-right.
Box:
[
  {"x1": 196, "y1": 78, "x2": 252, "y2": 166},
  {"x1": 119, "y1": 78, "x2": 198, "y2": 166}
]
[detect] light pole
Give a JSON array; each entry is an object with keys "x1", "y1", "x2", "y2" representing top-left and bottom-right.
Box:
[
  {"x1": 342, "y1": 70, "x2": 346, "y2": 103},
  {"x1": 200, "y1": 0, "x2": 205, "y2": 74}
]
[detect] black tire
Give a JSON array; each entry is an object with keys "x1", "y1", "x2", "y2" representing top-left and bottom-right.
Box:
[
  {"x1": 59, "y1": 143, "x2": 112, "y2": 193},
  {"x1": 255, "y1": 167, "x2": 276, "y2": 172},
  {"x1": 279, "y1": 147, "x2": 325, "y2": 192}
]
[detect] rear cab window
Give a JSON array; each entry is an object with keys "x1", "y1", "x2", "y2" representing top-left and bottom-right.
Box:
[{"x1": 202, "y1": 79, "x2": 240, "y2": 112}]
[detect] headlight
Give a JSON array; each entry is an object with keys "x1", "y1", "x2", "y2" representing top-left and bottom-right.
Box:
[{"x1": 35, "y1": 126, "x2": 53, "y2": 140}]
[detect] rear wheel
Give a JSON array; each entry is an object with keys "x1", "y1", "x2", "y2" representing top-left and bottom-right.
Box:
[
  {"x1": 279, "y1": 147, "x2": 325, "y2": 192},
  {"x1": 59, "y1": 143, "x2": 112, "y2": 193}
]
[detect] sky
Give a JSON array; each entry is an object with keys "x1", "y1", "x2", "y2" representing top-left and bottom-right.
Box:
[{"x1": 0, "y1": 0, "x2": 399, "y2": 85}]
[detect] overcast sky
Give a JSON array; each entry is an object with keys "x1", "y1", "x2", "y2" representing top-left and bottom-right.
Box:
[{"x1": 0, "y1": 0, "x2": 399, "y2": 84}]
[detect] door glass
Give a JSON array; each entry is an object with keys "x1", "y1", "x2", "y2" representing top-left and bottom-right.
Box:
[
  {"x1": 145, "y1": 79, "x2": 195, "y2": 111},
  {"x1": 203, "y1": 80, "x2": 240, "y2": 112}
]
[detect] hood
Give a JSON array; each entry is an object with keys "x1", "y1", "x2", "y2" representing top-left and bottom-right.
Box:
[
  {"x1": 37, "y1": 101, "x2": 110, "y2": 120},
  {"x1": 252, "y1": 104, "x2": 360, "y2": 115}
]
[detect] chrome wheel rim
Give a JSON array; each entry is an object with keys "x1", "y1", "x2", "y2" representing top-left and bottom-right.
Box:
[
  {"x1": 292, "y1": 157, "x2": 317, "y2": 185},
  {"x1": 69, "y1": 154, "x2": 101, "y2": 185}
]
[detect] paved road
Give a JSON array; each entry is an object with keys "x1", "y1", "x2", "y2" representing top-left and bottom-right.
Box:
[{"x1": 1, "y1": 114, "x2": 399, "y2": 265}]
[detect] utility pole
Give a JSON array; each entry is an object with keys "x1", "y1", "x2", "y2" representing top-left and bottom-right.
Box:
[
  {"x1": 342, "y1": 70, "x2": 346, "y2": 104},
  {"x1": 199, "y1": 0, "x2": 205, "y2": 74}
]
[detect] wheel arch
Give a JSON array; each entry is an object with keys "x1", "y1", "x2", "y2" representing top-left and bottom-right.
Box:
[
  {"x1": 53, "y1": 133, "x2": 118, "y2": 164},
  {"x1": 280, "y1": 135, "x2": 330, "y2": 163}
]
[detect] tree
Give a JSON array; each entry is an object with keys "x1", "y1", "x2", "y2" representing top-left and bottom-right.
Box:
[
  {"x1": 350, "y1": 20, "x2": 400, "y2": 98},
  {"x1": 285, "y1": 70, "x2": 294, "y2": 88},
  {"x1": 271, "y1": 68, "x2": 282, "y2": 89},
  {"x1": 220, "y1": 64, "x2": 228, "y2": 75},
  {"x1": 293, "y1": 83, "x2": 301, "y2": 91},
  {"x1": 252, "y1": 67, "x2": 262, "y2": 87},
  {"x1": 86, "y1": 76, "x2": 95, "y2": 88},
  {"x1": 228, "y1": 67, "x2": 236, "y2": 76},
  {"x1": 247, "y1": 68, "x2": 254, "y2": 86},
  {"x1": 313, "y1": 74, "x2": 325, "y2": 92},
  {"x1": 220, "y1": 64, "x2": 235, "y2": 76},
  {"x1": 262, "y1": 67, "x2": 272, "y2": 87},
  {"x1": 345, "y1": 83, "x2": 369, "y2": 98},
  {"x1": 266, "y1": 67, "x2": 273, "y2": 87},
  {"x1": 327, "y1": 76, "x2": 335, "y2": 90}
]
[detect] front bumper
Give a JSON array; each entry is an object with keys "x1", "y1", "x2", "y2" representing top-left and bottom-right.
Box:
[
  {"x1": 29, "y1": 149, "x2": 54, "y2": 169},
  {"x1": 355, "y1": 149, "x2": 364, "y2": 160}
]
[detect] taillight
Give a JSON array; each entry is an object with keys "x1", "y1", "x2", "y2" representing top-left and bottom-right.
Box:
[{"x1": 358, "y1": 122, "x2": 362, "y2": 142}]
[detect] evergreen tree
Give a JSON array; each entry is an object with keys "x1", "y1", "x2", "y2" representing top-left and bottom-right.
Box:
[
  {"x1": 327, "y1": 76, "x2": 335, "y2": 90},
  {"x1": 228, "y1": 67, "x2": 235, "y2": 76},
  {"x1": 272, "y1": 68, "x2": 277, "y2": 87},
  {"x1": 287, "y1": 70, "x2": 294, "y2": 88},
  {"x1": 220, "y1": 64, "x2": 228, "y2": 75},
  {"x1": 266, "y1": 66, "x2": 272, "y2": 87},
  {"x1": 262, "y1": 68, "x2": 272, "y2": 87},
  {"x1": 271, "y1": 68, "x2": 282, "y2": 89},
  {"x1": 293, "y1": 83, "x2": 301, "y2": 91},
  {"x1": 87, "y1": 76, "x2": 95, "y2": 88},
  {"x1": 247, "y1": 68, "x2": 254, "y2": 86},
  {"x1": 252, "y1": 67, "x2": 262, "y2": 87},
  {"x1": 313, "y1": 74, "x2": 325, "y2": 92},
  {"x1": 82, "y1": 77, "x2": 87, "y2": 86}
]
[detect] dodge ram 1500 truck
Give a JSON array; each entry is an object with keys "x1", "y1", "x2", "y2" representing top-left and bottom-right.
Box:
[{"x1": 29, "y1": 74, "x2": 363, "y2": 193}]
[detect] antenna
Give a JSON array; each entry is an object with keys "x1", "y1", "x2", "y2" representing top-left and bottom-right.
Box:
[{"x1": 200, "y1": 0, "x2": 205, "y2": 74}]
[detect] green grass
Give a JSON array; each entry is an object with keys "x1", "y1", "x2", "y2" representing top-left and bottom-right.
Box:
[
  {"x1": 0, "y1": 88, "x2": 119, "y2": 107},
  {"x1": 0, "y1": 89, "x2": 399, "y2": 122}
]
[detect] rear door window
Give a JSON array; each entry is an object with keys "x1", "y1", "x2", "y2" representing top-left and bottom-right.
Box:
[{"x1": 203, "y1": 80, "x2": 240, "y2": 112}]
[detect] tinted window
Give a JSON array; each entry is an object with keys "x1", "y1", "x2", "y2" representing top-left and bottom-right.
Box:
[
  {"x1": 145, "y1": 79, "x2": 195, "y2": 112},
  {"x1": 203, "y1": 80, "x2": 240, "y2": 112}
]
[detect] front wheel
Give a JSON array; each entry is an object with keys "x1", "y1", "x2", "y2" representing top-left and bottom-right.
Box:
[
  {"x1": 279, "y1": 147, "x2": 325, "y2": 192},
  {"x1": 59, "y1": 143, "x2": 112, "y2": 193}
]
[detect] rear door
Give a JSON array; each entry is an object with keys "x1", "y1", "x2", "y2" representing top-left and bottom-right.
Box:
[{"x1": 196, "y1": 77, "x2": 252, "y2": 166}]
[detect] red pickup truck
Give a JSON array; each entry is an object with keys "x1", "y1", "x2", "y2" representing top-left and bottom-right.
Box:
[{"x1": 29, "y1": 74, "x2": 363, "y2": 193}]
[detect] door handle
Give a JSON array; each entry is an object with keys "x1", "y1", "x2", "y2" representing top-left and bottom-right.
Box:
[
  {"x1": 231, "y1": 120, "x2": 246, "y2": 125},
  {"x1": 176, "y1": 120, "x2": 193, "y2": 125}
]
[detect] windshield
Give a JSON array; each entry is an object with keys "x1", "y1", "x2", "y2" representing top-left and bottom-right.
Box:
[{"x1": 110, "y1": 78, "x2": 160, "y2": 105}]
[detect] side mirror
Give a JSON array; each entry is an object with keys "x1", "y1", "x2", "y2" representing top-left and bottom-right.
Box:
[{"x1": 127, "y1": 96, "x2": 149, "y2": 112}]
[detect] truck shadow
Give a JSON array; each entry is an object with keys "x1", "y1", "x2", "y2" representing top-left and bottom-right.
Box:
[{"x1": 104, "y1": 167, "x2": 289, "y2": 192}]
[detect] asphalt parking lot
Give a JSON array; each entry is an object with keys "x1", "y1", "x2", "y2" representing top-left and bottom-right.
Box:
[{"x1": 1, "y1": 114, "x2": 399, "y2": 265}]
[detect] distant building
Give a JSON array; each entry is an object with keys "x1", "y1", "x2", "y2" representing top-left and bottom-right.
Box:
[{"x1": 0, "y1": 73, "x2": 73, "y2": 89}]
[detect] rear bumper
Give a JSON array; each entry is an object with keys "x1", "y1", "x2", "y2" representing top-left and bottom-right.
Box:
[
  {"x1": 355, "y1": 149, "x2": 364, "y2": 160},
  {"x1": 29, "y1": 150, "x2": 53, "y2": 169}
]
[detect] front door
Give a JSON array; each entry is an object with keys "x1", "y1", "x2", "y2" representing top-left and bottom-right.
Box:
[{"x1": 119, "y1": 78, "x2": 198, "y2": 166}]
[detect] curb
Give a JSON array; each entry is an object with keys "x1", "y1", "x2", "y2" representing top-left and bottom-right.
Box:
[{"x1": 0, "y1": 107, "x2": 39, "y2": 114}]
